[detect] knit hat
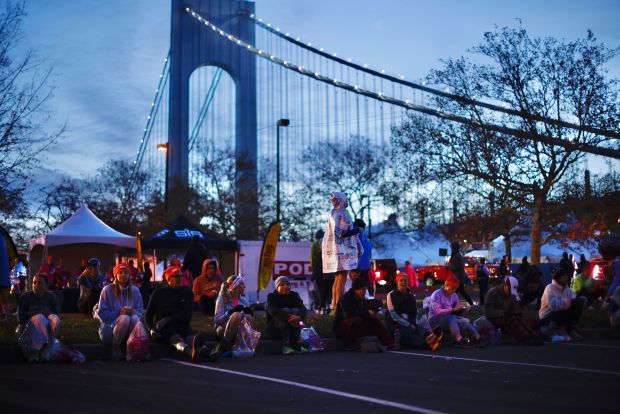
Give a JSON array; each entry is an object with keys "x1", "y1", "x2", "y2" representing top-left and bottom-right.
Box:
[
  {"x1": 444, "y1": 276, "x2": 460, "y2": 289},
  {"x1": 113, "y1": 262, "x2": 130, "y2": 275},
  {"x1": 275, "y1": 276, "x2": 291, "y2": 289},
  {"x1": 163, "y1": 265, "x2": 181, "y2": 281},
  {"x1": 506, "y1": 276, "x2": 519, "y2": 299},
  {"x1": 87, "y1": 257, "x2": 100, "y2": 267}
]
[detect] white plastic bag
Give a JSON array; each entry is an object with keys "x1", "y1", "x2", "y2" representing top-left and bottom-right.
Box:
[
  {"x1": 126, "y1": 321, "x2": 151, "y2": 362},
  {"x1": 301, "y1": 326, "x2": 326, "y2": 352},
  {"x1": 232, "y1": 317, "x2": 261, "y2": 357}
]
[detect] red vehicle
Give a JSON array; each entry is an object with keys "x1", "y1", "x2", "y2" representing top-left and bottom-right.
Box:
[
  {"x1": 415, "y1": 256, "x2": 498, "y2": 287},
  {"x1": 590, "y1": 258, "x2": 615, "y2": 294},
  {"x1": 370, "y1": 259, "x2": 400, "y2": 292}
]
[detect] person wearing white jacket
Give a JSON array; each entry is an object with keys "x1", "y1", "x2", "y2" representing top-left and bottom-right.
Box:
[
  {"x1": 539, "y1": 268, "x2": 586, "y2": 341},
  {"x1": 95, "y1": 263, "x2": 144, "y2": 360}
]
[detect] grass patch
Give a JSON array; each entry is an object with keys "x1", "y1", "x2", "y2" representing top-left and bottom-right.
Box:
[
  {"x1": 0, "y1": 305, "x2": 613, "y2": 346},
  {"x1": 0, "y1": 312, "x2": 338, "y2": 346}
]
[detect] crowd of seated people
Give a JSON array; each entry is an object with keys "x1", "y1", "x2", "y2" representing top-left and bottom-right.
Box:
[{"x1": 13, "y1": 252, "x2": 616, "y2": 363}]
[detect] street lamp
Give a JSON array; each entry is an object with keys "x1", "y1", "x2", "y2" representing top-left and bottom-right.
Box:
[
  {"x1": 360, "y1": 194, "x2": 372, "y2": 239},
  {"x1": 157, "y1": 143, "x2": 169, "y2": 214},
  {"x1": 276, "y1": 119, "x2": 289, "y2": 222}
]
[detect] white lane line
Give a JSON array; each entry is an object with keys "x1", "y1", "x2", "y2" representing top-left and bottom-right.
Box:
[
  {"x1": 388, "y1": 351, "x2": 620, "y2": 376},
  {"x1": 552, "y1": 342, "x2": 620, "y2": 350},
  {"x1": 163, "y1": 358, "x2": 448, "y2": 414}
]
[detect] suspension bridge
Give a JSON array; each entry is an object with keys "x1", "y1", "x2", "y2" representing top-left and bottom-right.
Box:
[{"x1": 128, "y1": 0, "x2": 620, "y2": 240}]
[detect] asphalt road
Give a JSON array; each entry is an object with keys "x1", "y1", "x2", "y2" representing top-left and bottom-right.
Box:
[{"x1": 1, "y1": 340, "x2": 618, "y2": 414}]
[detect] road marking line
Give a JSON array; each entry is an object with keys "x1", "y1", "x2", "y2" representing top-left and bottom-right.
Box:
[
  {"x1": 163, "y1": 358, "x2": 448, "y2": 414},
  {"x1": 388, "y1": 351, "x2": 620, "y2": 376}
]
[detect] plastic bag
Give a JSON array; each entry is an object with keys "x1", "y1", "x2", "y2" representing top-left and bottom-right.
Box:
[
  {"x1": 301, "y1": 325, "x2": 326, "y2": 352},
  {"x1": 126, "y1": 321, "x2": 151, "y2": 362},
  {"x1": 232, "y1": 317, "x2": 261, "y2": 358},
  {"x1": 473, "y1": 316, "x2": 500, "y2": 344},
  {"x1": 50, "y1": 339, "x2": 86, "y2": 364}
]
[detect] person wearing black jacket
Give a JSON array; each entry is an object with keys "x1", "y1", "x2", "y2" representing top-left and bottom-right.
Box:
[
  {"x1": 266, "y1": 276, "x2": 308, "y2": 354},
  {"x1": 144, "y1": 266, "x2": 205, "y2": 361},
  {"x1": 333, "y1": 278, "x2": 396, "y2": 350},
  {"x1": 448, "y1": 241, "x2": 474, "y2": 305},
  {"x1": 17, "y1": 274, "x2": 61, "y2": 362},
  {"x1": 386, "y1": 273, "x2": 441, "y2": 350}
]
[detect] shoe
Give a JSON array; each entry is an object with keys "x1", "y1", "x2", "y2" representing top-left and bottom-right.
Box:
[
  {"x1": 454, "y1": 337, "x2": 473, "y2": 348},
  {"x1": 191, "y1": 334, "x2": 206, "y2": 362},
  {"x1": 39, "y1": 345, "x2": 52, "y2": 363},
  {"x1": 568, "y1": 329, "x2": 584, "y2": 341},
  {"x1": 24, "y1": 349, "x2": 39, "y2": 363},
  {"x1": 426, "y1": 332, "x2": 442, "y2": 351},
  {"x1": 282, "y1": 345, "x2": 295, "y2": 355},
  {"x1": 473, "y1": 337, "x2": 488, "y2": 348},
  {"x1": 293, "y1": 343, "x2": 309, "y2": 354},
  {"x1": 110, "y1": 345, "x2": 125, "y2": 361},
  {"x1": 428, "y1": 338, "x2": 442, "y2": 352},
  {"x1": 208, "y1": 338, "x2": 231, "y2": 363}
]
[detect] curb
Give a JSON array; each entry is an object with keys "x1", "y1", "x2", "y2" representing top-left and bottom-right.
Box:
[
  {"x1": 0, "y1": 337, "x2": 344, "y2": 364},
  {"x1": 2, "y1": 329, "x2": 617, "y2": 364}
]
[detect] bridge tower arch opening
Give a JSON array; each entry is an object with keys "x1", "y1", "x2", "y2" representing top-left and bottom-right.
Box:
[{"x1": 169, "y1": 0, "x2": 257, "y2": 239}]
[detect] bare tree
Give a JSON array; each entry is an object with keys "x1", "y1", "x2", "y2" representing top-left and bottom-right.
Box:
[
  {"x1": 195, "y1": 145, "x2": 237, "y2": 238},
  {"x1": 299, "y1": 136, "x2": 388, "y2": 221},
  {"x1": 392, "y1": 25, "x2": 620, "y2": 264},
  {"x1": 0, "y1": 1, "x2": 63, "y2": 218}
]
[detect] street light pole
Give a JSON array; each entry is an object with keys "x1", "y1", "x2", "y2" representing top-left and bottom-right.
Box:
[
  {"x1": 276, "y1": 119, "x2": 290, "y2": 222},
  {"x1": 157, "y1": 143, "x2": 169, "y2": 214}
]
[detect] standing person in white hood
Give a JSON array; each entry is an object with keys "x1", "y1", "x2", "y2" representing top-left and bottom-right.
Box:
[
  {"x1": 95, "y1": 263, "x2": 144, "y2": 360},
  {"x1": 322, "y1": 192, "x2": 362, "y2": 312}
]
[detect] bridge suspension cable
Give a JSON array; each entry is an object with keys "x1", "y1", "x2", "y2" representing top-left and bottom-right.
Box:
[
  {"x1": 248, "y1": 13, "x2": 620, "y2": 141},
  {"x1": 128, "y1": 51, "x2": 171, "y2": 194},
  {"x1": 185, "y1": 8, "x2": 620, "y2": 160}
]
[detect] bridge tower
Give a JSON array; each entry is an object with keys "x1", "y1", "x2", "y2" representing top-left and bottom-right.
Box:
[{"x1": 169, "y1": 0, "x2": 257, "y2": 239}]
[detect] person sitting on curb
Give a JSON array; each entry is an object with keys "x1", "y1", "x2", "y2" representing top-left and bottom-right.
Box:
[
  {"x1": 95, "y1": 263, "x2": 144, "y2": 361},
  {"x1": 192, "y1": 259, "x2": 223, "y2": 314},
  {"x1": 16, "y1": 274, "x2": 60, "y2": 362},
  {"x1": 386, "y1": 273, "x2": 442, "y2": 351},
  {"x1": 77, "y1": 257, "x2": 105, "y2": 315},
  {"x1": 484, "y1": 276, "x2": 543, "y2": 345},
  {"x1": 266, "y1": 276, "x2": 308, "y2": 355},
  {"x1": 144, "y1": 266, "x2": 206, "y2": 362},
  {"x1": 333, "y1": 278, "x2": 398, "y2": 352},
  {"x1": 539, "y1": 268, "x2": 586, "y2": 341},
  {"x1": 428, "y1": 276, "x2": 486, "y2": 348},
  {"x1": 344, "y1": 268, "x2": 383, "y2": 310},
  {"x1": 208, "y1": 275, "x2": 254, "y2": 361}
]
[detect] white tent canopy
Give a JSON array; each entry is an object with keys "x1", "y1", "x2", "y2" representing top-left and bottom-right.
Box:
[
  {"x1": 30, "y1": 204, "x2": 136, "y2": 250},
  {"x1": 28, "y1": 205, "x2": 136, "y2": 278}
]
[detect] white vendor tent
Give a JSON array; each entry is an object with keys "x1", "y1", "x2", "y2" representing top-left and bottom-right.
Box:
[{"x1": 29, "y1": 205, "x2": 136, "y2": 278}]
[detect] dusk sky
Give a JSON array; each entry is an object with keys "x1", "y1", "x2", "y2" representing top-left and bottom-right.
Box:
[{"x1": 18, "y1": 0, "x2": 620, "y2": 186}]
